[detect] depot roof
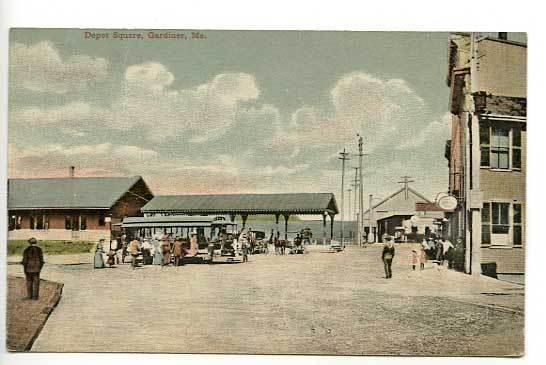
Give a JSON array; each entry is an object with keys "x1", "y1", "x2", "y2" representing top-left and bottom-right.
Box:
[
  {"x1": 141, "y1": 193, "x2": 339, "y2": 216},
  {"x1": 8, "y1": 176, "x2": 149, "y2": 210}
]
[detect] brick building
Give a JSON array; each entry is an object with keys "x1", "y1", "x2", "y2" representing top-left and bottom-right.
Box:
[
  {"x1": 445, "y1": 33, "x2": 526, "y2": 282},
  {"x1": 7, "y1": 176, "x2": 154, "y2": 242}
]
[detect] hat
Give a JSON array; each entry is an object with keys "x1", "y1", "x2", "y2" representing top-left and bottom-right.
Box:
[{"x1": 28, "y1": 237, "x2": 37, "y2": 244}]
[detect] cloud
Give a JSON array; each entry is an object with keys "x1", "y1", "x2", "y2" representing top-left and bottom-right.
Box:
[
  {"x1": 9, "y1": 101, "x2": 111, "y2": 127},
  {"x1": 125, "y1": 62, "x2": 174, "y2": 91},
  {"x1": 8, "y1": 143, "x2": 159, "y2": 178},
  {"x1": 112, "y1": 68, "x2": 261, "y2": 141},
  {"x1": 396, "y1": 112, "x2": 452, "y2": 150},
  {"x1": 10, "y1": 41, "x2": 109, "y2": 93}
]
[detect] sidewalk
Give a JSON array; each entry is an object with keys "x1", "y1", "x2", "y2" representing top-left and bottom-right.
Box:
[{"x1": 340, "y1": 244, "x2": 524, "y2": 313}]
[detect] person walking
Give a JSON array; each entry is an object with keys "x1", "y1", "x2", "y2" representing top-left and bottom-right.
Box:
[
  {"x1": 435, "y1": 239, "x2": 444, "y2": 265},
  {"x1": 420, "y1": 246, "x2": 427, "y2": 270},
  {"x1": 128, "y1": 238, "x2": 141, "y2": 269},
  {"x1": 207, "y1": 240, "x2": 215, "y2": 263},
  {"x1": 381, "y1": 237, "x2": 395, "y2": 279},
  {"x1": 94, "y1": 239, "x2": 106, "y2": 269},
  {"x1": 173, "y1": 238, "x2": 184, "y2": 266},
  {"x1": 141, "y1": 238, "x2": 152, "y2": 265},
  {"x1": 161, "y1": 237, "x2": 172, "y2": 265},
  {"x1": 152, "y1": 236, "x2": 163, "y2": 265},
  {"x1": 442, "y1": 238, "x2": 455, "y2": 269},
  {"x1": 21, "y1": 237, "x2": 44, "y2": 300},
  {"x1": 242, "y1": 240, "x2": 249, "y2": 263}
]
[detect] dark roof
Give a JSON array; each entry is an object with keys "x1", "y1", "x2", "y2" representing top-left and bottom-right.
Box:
[
  {"x1": 141, "y1": 193, "x2": 339, "y2": 215},
  {"x1": 8, "y1": 176, "x2": 147, "y2": 210}
]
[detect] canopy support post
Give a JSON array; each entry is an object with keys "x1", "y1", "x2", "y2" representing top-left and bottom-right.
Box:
[
  {"x1": 283, "y1": 214, "x2": 290, "y2": 241},
  {"x1": 329, "y1": 213, "x2": 335, "y2": 240}
]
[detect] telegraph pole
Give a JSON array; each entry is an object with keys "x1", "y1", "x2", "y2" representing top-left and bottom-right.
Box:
[
  {"x1": 398, "y1": 175, "x2": 415, "y2": 200},
  {"x1": 369, "y1": 194, "x2": 374, "y2": 243},
  {"x1": 351, "y1": 167, "x2": 359, "y2": 245},
  {"x1": 347, "y1": 188, "x2": 352, "y2": 220},
  {"x1": 338, "y1": 148, "x2": 350, "y2": 249},
  {"x1": 357, "y1": 134, "x2": 365, "y2": 247}
]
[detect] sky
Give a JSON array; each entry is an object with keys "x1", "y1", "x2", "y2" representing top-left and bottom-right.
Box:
[{"x1": 8, "y1": 29, "x2": 460, "y2": 217}]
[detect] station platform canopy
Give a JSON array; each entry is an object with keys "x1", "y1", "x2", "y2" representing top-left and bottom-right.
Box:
[
  {"x1": 141, "y1": 193, "x2": 339, "y2": 216},
  {"x1": 140, "y1": 193, "x2": 339, "y2": 240}
]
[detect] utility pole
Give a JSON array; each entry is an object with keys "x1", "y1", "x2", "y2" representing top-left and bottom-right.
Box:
[
  {"x1": 357, "y1": 134, "x2": 366, "y2": 247},
  {"x1": 338, "y1": 148, "x2": 350, "y2": 249},
  {"x1": 351, "y1": 167, "x2": 359, "y2": 245},
  {"x1": 398, "y1": 175, "x2": 415, "y2": 200},
  {"x1": 369, "y1": 194, "x2": 374, "y2": 243},
  {"x1": 347, "y1": 188, "x2": 352, "y2": 220}
]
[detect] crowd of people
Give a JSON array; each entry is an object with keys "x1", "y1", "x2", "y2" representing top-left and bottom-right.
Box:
[
  {"x1": 93, "y1": 231, "x2": 202, "y2": 269},
  {"x1": 381, "y1": 234, "x2": 459, "y2": 279},
  {"x1": 93, "y1": 226, "x2": 314, "y2": 268}
]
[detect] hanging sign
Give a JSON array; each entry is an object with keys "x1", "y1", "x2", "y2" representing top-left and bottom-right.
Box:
[{"x1": 437, "y1": 195, "x2": 458, "y2": 210}]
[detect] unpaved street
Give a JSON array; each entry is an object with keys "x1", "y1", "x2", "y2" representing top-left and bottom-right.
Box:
[{"x1": 8, "y1": 245, "x2": 524, "y2": 356}]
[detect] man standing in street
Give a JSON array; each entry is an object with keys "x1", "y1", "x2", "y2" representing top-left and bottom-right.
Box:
[
  {"x1": 21, "y1": 237, "x2": 44, "y2": 300},
  {"x1": 381, "y1": 237, "x2": 395, "y2": 279}
]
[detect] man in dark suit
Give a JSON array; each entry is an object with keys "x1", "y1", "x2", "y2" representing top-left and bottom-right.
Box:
[
  {"x1": 22, "y1": 237, "x2": 44, "y2": 300},
  {"x1": 381, "y1": 237, "x2": 395, "y2": 279}
]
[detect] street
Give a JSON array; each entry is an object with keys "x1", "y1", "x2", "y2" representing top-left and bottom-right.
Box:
[{"x1": 8, "y1": 244, "x2": 524, "y2": 356}]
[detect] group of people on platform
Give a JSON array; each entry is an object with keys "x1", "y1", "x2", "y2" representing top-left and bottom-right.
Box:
[{"x1": 93, "y1": 232, "x2": 201, "y2": 269}]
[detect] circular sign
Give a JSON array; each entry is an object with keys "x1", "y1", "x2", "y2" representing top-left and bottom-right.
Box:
[
  {"x1": 410, "y1": 215, "x2": 420, "y2": 224},
  {"x1": 437, "y1": 195, "x2": 458, "y2": 210}
]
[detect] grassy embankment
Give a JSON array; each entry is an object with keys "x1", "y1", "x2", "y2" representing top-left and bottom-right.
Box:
[{"x1": 7, "y1": 240, "x2": 95, "y2": 256}]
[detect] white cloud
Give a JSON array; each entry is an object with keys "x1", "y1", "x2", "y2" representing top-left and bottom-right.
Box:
[
  {"x1": 8, "y1": 143, "x2": 159, "y2": 178},
  {"x1": 276, "y1": 72, "x2": 434, "y2": 153},
  {"x1": 10, "y1": 41, "x2": 109, "y2": 93},
  {"x1": 9, "y1": 101, "x2": 111, "y2": 128},
  {"x1": 113, "y1": 67, "x2": 261, "y2": 141},
  {"x1": 396, "y1": 112, "x2": 452, "y2": 150},
  {"x1": 125, "y1": 62, "x2": 174, "y2": 91}
]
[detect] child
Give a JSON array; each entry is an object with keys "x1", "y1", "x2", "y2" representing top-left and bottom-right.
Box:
[
  {"x1": 420, "y1": 246, "x2": 427, "y2": 270},
  {"x1": 411, "y1": 249, "x2": 418, "y2": 270},
  {"x1": 106, "y1": 249, "x2": 116, "y2": 268}
]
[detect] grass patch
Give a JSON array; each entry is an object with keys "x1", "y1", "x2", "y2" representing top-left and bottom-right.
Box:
[{"x1": 7, "y1": 240, "x2": 95, "y2": 256}]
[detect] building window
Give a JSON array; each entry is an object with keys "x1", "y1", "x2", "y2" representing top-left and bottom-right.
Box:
[
  {"x1": 65, "y1": 215, "x2": 79, "y2": 231},
  {"x1": 98, "y1": 213, "x2": 106, "y2": 226},
  {"x1": 480, "y1": 124, "x2": 523, "y2": 171},
  {"x1": 32, "y1": 214, "x2": 48, "y2": 230},
  {"x1": 482, "y1": 203, "x2": 491, "y2": 244},
  {"x1": 8, "y1": 215, "x2": 21, "y2": 231},
  {"x1": 512, "y1": 129, "x2": 522, "y2": 170},
  {"x1": 513, "y1": 203, "x2": 522, "y2": 246},
  {"x1": 482, "y1": 202, "x2": 523, "y2": 246},
  {"x1": 491, "y1": 202, "x2": 510, "y2": 234},
  {"x1": 80, "y1": 215, "x2": 87, "y2": 231}
]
